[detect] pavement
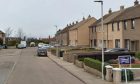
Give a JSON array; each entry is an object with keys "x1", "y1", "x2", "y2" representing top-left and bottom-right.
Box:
[
  {"x1": 0, "y1": 49, "x2": 21, "y2": 84},
  {"x1": 48, "y1": 52, "x2": 113, "y2": 84},
  {"x1": 5, "y1": 48, "x2": 85, "y2": 84}
]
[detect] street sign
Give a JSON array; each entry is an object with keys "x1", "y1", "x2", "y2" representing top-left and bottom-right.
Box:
[
  {"x1": 118, "y1": 55, "x2": 132, "y2": 84},
  {"x1": 118, "y1": 55, "x2": 131, "y2": 64}
]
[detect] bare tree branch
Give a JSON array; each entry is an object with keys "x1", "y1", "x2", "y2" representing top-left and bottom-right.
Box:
[
  {"x1": 17, "y1": 28, "x2": 25, "y2": 40},
  {"x1": 5, "y1": 27, "x2": 13, "y2": 37}
]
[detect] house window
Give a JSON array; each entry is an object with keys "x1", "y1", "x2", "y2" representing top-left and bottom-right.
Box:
[
  {"x1": 124, "y1": 39, "x2": 130, "y2": 50},
  {"x1": 90, "y1": 40, "x2": 93, "y2": 47},
  {"x1": 112, "y1": 23, "x2": 114, "y2": 31},
  {"x1": 124, "y1": 20, "x2": 127, "y2": 30},
  {"x1": 92, "y1": 27, "x2": 94, "y2": 33},
  {"x1": 92, "y1": 26, "x2": 96, "y2": 33},
  {"x1": 94, "y1": 39, "x2": 97, "y2": 47},
  {"x1": 94, "y1": 26, "x2": 96, "y2": 32},
  {"x1": 131, "y1": 19, "x2": 135, "y2": 29},
  {"x1": 115, "y1": 39, "x2": 120, "y2": 48},
  {"x1": 117, "y1": 22, "x2": 120, "y2": 31}
]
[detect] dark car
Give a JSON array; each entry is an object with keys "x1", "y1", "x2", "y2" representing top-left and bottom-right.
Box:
[
  {"x1": 105, "y1": 48, "x2": 129, "y2": 52},
  {"x1": 0, "y1": 44, "x2": 8, "y2": 49},
  {"x1": 3, "y1": 44, "x2": 7, "y2": 49},
  {"x1": 37, "y1": 47, "x2": 47, "y2": 56},
  {"x1": 0, "y1": 45, "x2": 3, "y2": 49}
]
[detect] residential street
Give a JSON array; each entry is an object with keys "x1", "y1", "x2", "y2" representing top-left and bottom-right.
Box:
[{"x1": 0, "y1": 48, "x2": 85, "y2": 84}]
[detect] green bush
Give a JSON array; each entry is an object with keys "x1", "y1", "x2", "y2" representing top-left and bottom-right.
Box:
[
  {"x1": 82, "y1": 48, "x2": 96, "y2": 51},
  {"x1": 84, "y1": 58, "x2": 109, "y2": 77},
  {"x1": 50, "y1": 48, "x2": 56, "y2": 53},
  {"x1": 78, "y1": 58, "x2": 84, "y2": 62},
  {"x1": 84, "y1": 58, "x2": 102, "y2": 72},
  {"x1": 107, "y1": 59, "x2": 118, "y2": 64},
  {"x1": 7, "y1": 40, "x2": 18, "y2": 46},
  {"x1": 135, "y1": 52, "x2": 140, "y2": 59},
  {"x1": 121, "y1": 69, "x2": 134, "y2": 81}
]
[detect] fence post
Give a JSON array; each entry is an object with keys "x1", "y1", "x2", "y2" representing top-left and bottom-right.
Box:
[{"x1": 113, "y1": 68, "x2": 122, "y2": 84}]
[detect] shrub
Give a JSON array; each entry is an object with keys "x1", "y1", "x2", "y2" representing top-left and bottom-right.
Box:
[
  {"x1": 50, "y1": 48, "x2": 56, "y2": 55},
  {"x1": 8, "y1": 40, "x2": 18, "y2": 46},
  {"x1": 78, "y1": 58, "x2": 84, "y2": 62},
  {"x1": 84, "y1": 58, "x2": 109, "y2": 76},
  {"x1": 121, "y1": 69, "x2": 134, "y2": 81},
  {"x1": 84, "y1": 58, "x2": 102, "y2": 72},
  {"x1": 135, "y1": 52, "x2": 140, "y2": 59},
  {"x1": 107, "y1": 59, "x2": 118, "y2": 64}
]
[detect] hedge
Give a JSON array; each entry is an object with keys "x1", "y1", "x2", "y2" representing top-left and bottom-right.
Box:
[
  {"x1": 84, "y1": 58, "x2": 102, "y2": 72},
  {"x1": 84, "y1": 58, "x2": 109, "y2": 76},
  {"x1": 78, "y1": 58, "x2": 84, "y2": 62},
  {"x1": 135, "y1": 52, "x2": 140, "y2": 59}
]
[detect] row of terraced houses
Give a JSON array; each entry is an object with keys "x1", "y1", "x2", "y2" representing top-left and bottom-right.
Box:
[{"x1": 55, "y1": 0, "x2": 140, "y2": 51}]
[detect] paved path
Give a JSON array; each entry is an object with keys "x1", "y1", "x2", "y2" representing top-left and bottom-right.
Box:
[
  {"x1": 48, "y1": 52, "x2": 113, "y2": 84},
  {"x1": 0, "y1": 49, "x2": 21, "y2": 84},
  {"x1": 4, "y1": 48, "x2": 85, "y2": 84}
]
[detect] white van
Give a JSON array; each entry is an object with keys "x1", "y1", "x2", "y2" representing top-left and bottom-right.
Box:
[{"x1": 20, "y1": 41, "x2": 27, "y2": 48}]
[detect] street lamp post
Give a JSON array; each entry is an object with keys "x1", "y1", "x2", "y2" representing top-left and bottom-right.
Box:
[
  {"x1": 94, "y1": 0, "x2": 104, "y2": 80},
  {"x1": 54, "y1": 25, "x2": 59, "y2": 57}
]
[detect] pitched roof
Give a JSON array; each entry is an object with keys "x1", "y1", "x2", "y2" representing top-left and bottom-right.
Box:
[
  {"x1": 55, "y1": 24, "x2": 74, "y2": 35},
  {"x1": 89, "y1": 13, "x2": 113, "y2": 28},
  {"x1": 69, "y1": 17, "x2": 96, "y2": 30},
  {"x1": 61, "y1": 25, "x2": 74, "y2": 33},
  {"x1": 89, "y1": 10, "x2": 124, "y2": 28},
  {"x1": 55, "y1": 29, "x2": 62, "y2": 35},
  {"x1": 110, "y1": 4, "x2": 140, "y2": 22},
  {"x1": 104, "y1": 10, "x2": 124, "y2": 24},
  {"x1": 0, "y1": 30, "x2": 4, "y2": 34}
]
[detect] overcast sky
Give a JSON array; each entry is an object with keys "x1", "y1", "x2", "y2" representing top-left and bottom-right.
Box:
[{"x1": 0, "y1": 0, "x2": 136, "y2": 38}]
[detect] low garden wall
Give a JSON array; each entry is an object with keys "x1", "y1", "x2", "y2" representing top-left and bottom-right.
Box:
[
  {"x1": 84, "y1": 64, "x2": 102, "y2": 77},
  {"x1": 75, "y1": 59, "x2": 84, "y2": 68}
]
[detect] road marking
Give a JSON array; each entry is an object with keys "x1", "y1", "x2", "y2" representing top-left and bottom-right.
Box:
[{"x1": 3, "y1": 50, "x2": 22, "y2": 84}]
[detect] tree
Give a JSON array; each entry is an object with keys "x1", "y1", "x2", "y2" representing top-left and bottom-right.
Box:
[
  {"x1": 5, "y1": 27, "x2": 13, "y2": 37},
  {"x1": 16, "y1": 28, "x2": 25, "y2": 41},
  {"x1": 5, "y1": 27, "x2": 13, "y2": 44}
]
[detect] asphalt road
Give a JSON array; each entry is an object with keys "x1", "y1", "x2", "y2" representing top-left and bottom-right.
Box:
[{"x1": 0, "y1": 47, "x2": 85, "y2": 84}]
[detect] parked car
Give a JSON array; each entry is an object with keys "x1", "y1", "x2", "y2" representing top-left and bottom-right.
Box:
[
  {"x1": 3, "y1": 44, "x2": 7, "y2": 49},
  {"x1": 49, "y1": 45, "x2": 54, "y2": 48},
  {"x1": 17, "y1": 44, "x2": 25, "y2": 49},
  {"x1": 0, "y1": 44, "x2": 8, "y2": 49},
  {"x1": 42, "y1": 44, "x2": 50, "y2": 49},
  {"x1": 105, "y1": 48, "x2": 129, "y2": 52},
  {"x1": 37, "y1": 47, "x2": 47, "y2": 56},
  {"x1": 0, "y1": 45, "x2": 3, "y2": 49},
  {"x1": 38, "y1": 43, "x2": 44, "y2": 48}
]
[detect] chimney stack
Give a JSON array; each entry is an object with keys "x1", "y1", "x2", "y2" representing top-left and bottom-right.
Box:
[
  {"x1": 108, "y1": 8, "x2": 112, "y2": 14},
  {"x1": 134, "y1": 0, "x2": 139, "y2": 6},
  {"x1": 88, "y1": 15, "x2": 91, "y2": 19},
  {"x1": 67, "y1": 24, "x2": 69, "y2": 27},
  {"x1": 120, "y1": 5, "x2": 124, "y2": 10},
  {"x1": 72, "y1": 22, "x2": 75, "y2": 25},
  {"x1": 83, "y1": 17, "x2": 85, "y2": 20}
]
